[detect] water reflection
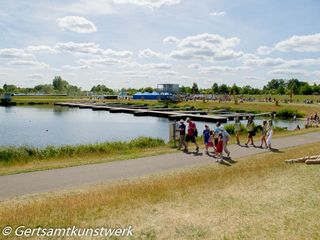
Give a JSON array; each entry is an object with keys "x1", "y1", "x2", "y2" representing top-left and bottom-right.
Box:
[{"x1": 0, "y1": 106, "x2": 305, "y2": 147}]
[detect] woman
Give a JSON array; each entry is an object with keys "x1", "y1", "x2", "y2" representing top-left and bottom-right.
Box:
[
  {"x1": 266, "y1": 120, "x2": 273, "y2": 150},
  {"x1": 259, "y1": 120, "x2": 268, "y2": 148},
  {"x1": 245, "y1": 116, "x2": 255, "y2": 147},
  {"x1": 234, "y1": 117, "x2": 241, "y2": 145}
]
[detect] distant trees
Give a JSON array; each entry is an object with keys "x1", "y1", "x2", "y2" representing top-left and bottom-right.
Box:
[
  {"x1": 1, "y1": 76, "x2": 81, "y2": 95},
  {"x1": 1, "y1": 77, "x2": 319, "y2": 96},
  {"x1": 91, "y1": 85, "x2": 115, "y2": 95}
]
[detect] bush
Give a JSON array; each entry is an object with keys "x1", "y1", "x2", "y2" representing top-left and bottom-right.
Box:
[
  {"x1": 223, "y1": 123, "x2": 246, "y2": 135},
  {"x1": 276, "y1": 109, "x2": 304, "y2": 119}
]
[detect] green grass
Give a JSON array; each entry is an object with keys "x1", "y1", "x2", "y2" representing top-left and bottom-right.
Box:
[
  {"x1": 0, "y1": 137, "x2": 165, "y2": 164},
  {"x1": 1, "y1": 142, "x2": 319, "y2": 239}
]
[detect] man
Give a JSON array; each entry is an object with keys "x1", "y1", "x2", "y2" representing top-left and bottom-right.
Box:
[
  {"x1": 220, "y1": 126, "x2": 231, "y2": 157},
  {"x1": 185, "y1": 118, "x2": 199, "y2": 152},
  {"x1": 177, "y1": 119, "x2": 187, "y2": 151}
]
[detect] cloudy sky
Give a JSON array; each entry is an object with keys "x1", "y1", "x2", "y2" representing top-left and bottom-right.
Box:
[{"x1": 0, "y1": 0, "x2": 320, "y2": 90}]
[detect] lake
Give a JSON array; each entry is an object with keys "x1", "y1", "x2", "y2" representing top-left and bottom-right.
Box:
[{"x1": 0, "y1": 106, "x2": 305, "y2": 147}]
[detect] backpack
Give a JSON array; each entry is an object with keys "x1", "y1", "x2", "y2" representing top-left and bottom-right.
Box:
[{"x1": 194, "y1": 128, "x2": 198, "y2": 137}]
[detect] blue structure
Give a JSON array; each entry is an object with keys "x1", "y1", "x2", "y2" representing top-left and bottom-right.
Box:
[{"x1": 133, "y1": 91, "x2": 173, "y2": 100}]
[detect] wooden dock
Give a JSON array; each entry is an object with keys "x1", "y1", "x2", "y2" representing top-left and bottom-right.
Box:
[{"x1": 54, "y1": 102, "x2": 271, "y2": 123}]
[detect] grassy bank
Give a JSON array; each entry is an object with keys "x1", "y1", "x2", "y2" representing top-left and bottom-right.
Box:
[
  {"x1": 0, "y1": 137, "x2": 171, "y2": 176},
  {"x1": 1, "y1": 142, "x2": 319, "y2": 239}
]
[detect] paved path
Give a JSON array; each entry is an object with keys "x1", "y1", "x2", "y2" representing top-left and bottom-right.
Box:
[{"x1": 1, "y1": 132, "x2": 320, "y2": 201}]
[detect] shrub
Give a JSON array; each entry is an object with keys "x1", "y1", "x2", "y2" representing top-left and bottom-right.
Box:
[{"x1": 276, "y1": 109, "x2": 304, "y2": 119}]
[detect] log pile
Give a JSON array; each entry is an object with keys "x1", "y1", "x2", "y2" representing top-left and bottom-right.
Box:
[{"x1": 285, "y1": 155, "x2": 320, "y2": 165}]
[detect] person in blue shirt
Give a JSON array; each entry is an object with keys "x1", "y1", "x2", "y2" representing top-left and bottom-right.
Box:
[
  {"x1": 203, "y1": 125, "x2": 211, "y2": 154},
  {"x1": 177, "y1": 119, "x2": 187, "y2": 151}
]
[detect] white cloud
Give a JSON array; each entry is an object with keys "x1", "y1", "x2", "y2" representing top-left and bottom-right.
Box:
[
  {"x1": 27, "y1": 74, "x2": 44, "y2": 80},
  {"x1": 269, "y1": 68, "x2": 310, "y2": 76},
  {"x1": 144, "y1": 63, "x2": 172, "y2": 70},
  {"x1": 113, "y1": 0, "x2": 181, "y2": 8},
  {"x1": 8, "y1": 60, "x2": 49, "y2": 69},
  {"x1": 63, "y1": 0, "x2": 115, "y2": 15},
  {"x1": 57, "y1": 16, "x2": 97, "y2": 33},
  {"x1": 55, "y1": 42, "x2": 132, "y2": 58},
  {"x1": 274, "y1": 33, "x2": 320, "y2": 52},
  {"x1": 56, "y1": 42, "x2": 101, "y2": 54},
  {"x1": 244, "y1": 56, "x2": 286, "y2": 67},
  {"x1": 169, "y1": 33, "x2": 243, "y2": 61},
  {"x1": 200, "y1": 65, "x2": 250, "y2": 74},
  {"x1": 256, "y1": 46, "x2": 273, "y2": 55},
  {"x1": 256, "y1": 33, "x2": 320, "y2": 54},
  {"x1": 104, "y1": 49, "x2": 133, "y2": 58},
  {"x1": 26, "y1": 45, "x2": 57, "y2": 54},
  {"x1": 188, "y1": 63, "x2": 200, "y2": 69},
  {"x1": 0, "y1": 48, "x2": 35, "y2": 59},
  {"x1": 139, "y1": 48, "x2": 164, "y2": 59},
  {"x1": 78, "y1": 58, "x2": 124, "y2": 68},
  {"x1": 163, "y1": 36, "x2": 180, "y2": 44},
  {"x1": 209, "y1": 11, "x2": 226, "y2": 17}
]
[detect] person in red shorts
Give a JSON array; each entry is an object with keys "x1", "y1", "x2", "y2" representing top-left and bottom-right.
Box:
[
  {"x1": 185, "y1": 118, "x2": 199, "y2": 152},
  {"x1": 215, "y1": 133, "x2": 223, "y2": 161}
]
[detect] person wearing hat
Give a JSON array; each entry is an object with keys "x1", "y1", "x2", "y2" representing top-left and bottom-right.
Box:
[
  {"x1": 185, "y1": 118, "x2": 199, "y2": 152},
  {"x1": 177, "y1": 119, "x2": 187, "y2": 151},
  {"x1": 220, "y1": 126, "x2": 231, "y2": 157}
]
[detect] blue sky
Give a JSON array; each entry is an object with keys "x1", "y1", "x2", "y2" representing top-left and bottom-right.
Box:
[{"x1": 0, "y1": 0, "x2": 319, "y2": 90}]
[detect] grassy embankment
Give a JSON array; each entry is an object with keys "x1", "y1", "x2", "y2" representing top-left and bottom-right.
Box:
[
  {"x1": 1, "y1": 142, "x2": 319, "y2": 239},
  {"x1": 0, "y1": 137, "x2": 172, "y2": 176}
]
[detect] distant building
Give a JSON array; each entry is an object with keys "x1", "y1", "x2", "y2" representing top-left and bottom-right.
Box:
[{"x1": 133, "y1": 92, "x2": 160, "y2": 100}]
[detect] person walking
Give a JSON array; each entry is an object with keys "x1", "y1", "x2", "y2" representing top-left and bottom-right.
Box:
[
  {"x1": 259, "y1": 120, "x2": 268, "y2": 148},
  {"x1": 203, "y1": 125, "x2": 211, "y2": 154},
  {"x1": 213, "y1": 122, "x2": 221, "y2": 147},
  {"x1": 220, "y1": 126, "x2": 231, "y2": 157},
  {"x1": 177, "y1": 119, "x2": 187, "y2": 151},
  {"x1": 234, "y1": 117, "x2": 241, "y2": 145},
  {"x1": 266, "y1": 120, "x2": 273, "y2": 150},
  {"x1": 245, "y1": 116, "x2": 255, "y2": 147},
  {"x1": 185, "y1": 118, "x2": 199, "y2": 152},
  {"x1": 215, "y1": 133, "x2": 224, "y2": 161}
]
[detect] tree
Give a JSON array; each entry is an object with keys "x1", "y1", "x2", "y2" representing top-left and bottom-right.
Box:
[
  {"x1": 191, "y1": 82, "x2": 199, "y2": 94},
  {"x1": 211, "y1": 83, "x2": 219, "y2": 94},
  {"x1": 230, "y1": 84, "x2": 240, "y2": 95},
  {"x1": 218, "y1": 84, "x2": 229, "y2": 94},
  {"x1": 3, "y1": 84, "x2": 17, "y2": 93},
  {"x1": 52, "y1": 76, "x2": 69, "y2": 93}
]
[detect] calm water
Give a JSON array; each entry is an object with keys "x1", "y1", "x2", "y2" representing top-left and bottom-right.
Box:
[{"x1": 0, "y1": 106, "x2": 305, "y2": 147}]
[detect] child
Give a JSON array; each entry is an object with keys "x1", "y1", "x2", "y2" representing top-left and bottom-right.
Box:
[
  {"x1": 259, "y1": 120, "x2": 268, "y2": 148},
  {"x1": 215, "y1": 133, "x2": 223, "y2": 161},
  {"x1": 203, "y1": 125, "x2": 210, "y2": 154},
  {"x1": 208, "y1": 130, "x2": 215, "y2": 151}
]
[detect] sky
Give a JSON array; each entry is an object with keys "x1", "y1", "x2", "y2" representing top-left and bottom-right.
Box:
[{"x1": 0, "y1": 0, "x2": 320, "y2": 90}]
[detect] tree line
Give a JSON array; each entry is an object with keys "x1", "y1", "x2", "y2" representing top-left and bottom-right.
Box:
[{"x1": 1, "y1": 77, "x2": 319, "y2": 96}]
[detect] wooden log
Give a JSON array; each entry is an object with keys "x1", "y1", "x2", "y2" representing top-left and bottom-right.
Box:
[
  {"x1": 285, "y1": 155, "x2": 320, "y2": 164},
  {"x1": 305, "y1": 158, "x2": 320, "y2": 165}
]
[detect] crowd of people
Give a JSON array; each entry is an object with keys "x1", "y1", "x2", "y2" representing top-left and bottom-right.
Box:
[
  {"x1": 305, "y1": 113, "x2": 319, "y2": 128},
  {"x1": 177, "y1": 116, "x2": 274, "y2": 162}
]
